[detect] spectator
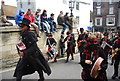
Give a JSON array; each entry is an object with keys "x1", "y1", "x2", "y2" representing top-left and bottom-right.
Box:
[
  {"x1": 48, "y1": 13, "x2": 58, "y2": 32},
  {"x1": 0, "y1": 15, "x2": 13, "y2": 27},
  {"x1": 57, "y1": 11, "x2": 67, "y2": 34},
  {"x1": 35, "y1": 10, "x2": 41, "y2": 31},
  {"x1": 15, "y1": 9, "x2": 24, "y2": 26},
  {"x1": 41, "y1": 10, "x2": 51, "y2": 34},
  {"x1": 24, "y1": 9, "x2": 40, "y2": 37},
  {"x1": 59, "y1": 35, "x2": 65, "y2": 57},
  {"x1": 64, "y1": 12, "x2": 73, "y2": 32},
  {"x1": 24, "y1": 9, "x2": 35, "y2": 23}
]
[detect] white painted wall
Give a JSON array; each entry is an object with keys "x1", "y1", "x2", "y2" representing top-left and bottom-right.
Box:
[{"x1": 78, "y1": 3, "x2": 90, "y2": 30}]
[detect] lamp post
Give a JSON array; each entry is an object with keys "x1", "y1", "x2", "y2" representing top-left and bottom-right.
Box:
[{"x1": 69, "y1": 0, "x2": 75, "y2": 17}]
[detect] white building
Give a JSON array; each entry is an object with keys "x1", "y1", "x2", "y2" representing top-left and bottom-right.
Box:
[{"x1": 16, "y1": 0, "x2": 91, "y2": 30}]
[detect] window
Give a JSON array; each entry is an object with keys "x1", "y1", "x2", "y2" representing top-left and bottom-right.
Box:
[
  {"x1": 95, "y1": 18, "x2": 102, "y2": 26},
  {"x1": 76, "y1": 16, "x2": 79, "y2": 24},
  {"x1": 97, "y1": 0, "x2": 101, "y2": 5},
  {"x1": 28, "y1": 0, "x2": 31, "y2": 5},
  {"x1": 109, "y1": 0, "x2": 113, "y2": 4},
  {"x1": 20, "y1": 2, "x2": 22, "y2": 8},
  {"x1": 96, "y1": 7, "x2": 101, "y2": 15},
  {"x1": 109, "y1": 7, "x2": 114, "y2": 14},
  {"x1": 76, "y1": 2, "x2": 79, "y2": 10},
  {"x1": 106, "y1": 17, "x2": 115, "y2": 26}
]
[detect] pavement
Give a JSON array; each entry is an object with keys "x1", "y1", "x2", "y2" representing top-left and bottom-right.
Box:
[{"x1": 0, "y1": 54, "x2": 120, "y2": 81}]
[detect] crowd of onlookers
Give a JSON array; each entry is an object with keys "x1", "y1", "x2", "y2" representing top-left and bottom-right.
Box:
[{"x1": 0, "y1": 8, "x2": 74, "y2": 37}]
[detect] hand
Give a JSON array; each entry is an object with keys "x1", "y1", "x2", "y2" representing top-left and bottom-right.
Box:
[
  {"x1": 85, "y1": 60, "x2": 92, "y2": 64},
  {"x1": 6, "y1": 23, "x2": 10, "y2": 25},
  {"x1": 98, "y1": 66, "x2": 101, "y2": 70}
]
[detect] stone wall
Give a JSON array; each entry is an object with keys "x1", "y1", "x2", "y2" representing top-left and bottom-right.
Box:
[{"x1": 0, "y1": 26, "x2": 78, "y2": 69}]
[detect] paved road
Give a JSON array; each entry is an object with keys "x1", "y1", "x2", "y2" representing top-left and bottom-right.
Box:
[{"x1": 0, "y1": 54, "x2": 120, "y2": 81}]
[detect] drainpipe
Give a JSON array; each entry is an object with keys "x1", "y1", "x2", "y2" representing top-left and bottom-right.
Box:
[{"x1": 117, "y1": 1, "x2": 120, "y2": 32}]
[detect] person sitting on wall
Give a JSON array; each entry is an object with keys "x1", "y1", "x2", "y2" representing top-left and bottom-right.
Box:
[
  {"x1": 48, "y1": 13, "x2": 58, "y2": 32},
  {"x1": 41, "y1": 10, "x2": 51, "y2": 34},
  {"x1": 35, "y1": 10, "x2": 41, "y2": 31},
  {"x1": 64, "y1": 12, "x2": 73, "y2": 32},
  {"x1": 15, "y1": 9, "x2": 25, "y2": 26},
  {"x1": 24, "y1": 9, "x2": 40, "y2": 37},
  {"x1": 57, "y1": 11, "x2": 67, "y2": 34},
  {"x1": 0, "y1": 15, "x2": 13, "y2": 27}
]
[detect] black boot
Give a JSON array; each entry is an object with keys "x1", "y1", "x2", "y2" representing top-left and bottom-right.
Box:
[
  {"x1": 112, "y1": 74, "x2": 118, "y2": 79},
  {"x1": 65, "y1": 59, "x2": 68, "y2": 63},
  {"x1": 118, "y1": 76, "x2": 120, "y2": 79},
  {"x1": 38, "y1": 78, "x2": 45, "y2": 81}
]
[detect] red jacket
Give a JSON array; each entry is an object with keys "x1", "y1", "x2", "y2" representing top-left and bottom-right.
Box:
[{"x1": 24, "y1": 12, "x2": 35, "y2": 23}]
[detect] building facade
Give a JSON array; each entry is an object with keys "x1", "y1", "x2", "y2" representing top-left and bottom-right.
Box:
[
  {"x1": 93, "y1": 0, "x2": 120, "y2": 32},
  {"x1": 16, "y1": 0, "x2": 91, "y2": 30}
]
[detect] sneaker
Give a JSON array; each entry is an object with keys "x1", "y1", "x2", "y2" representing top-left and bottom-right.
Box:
[{"x1": 112, "y1": 74, "x2": 118, "y2": 79}]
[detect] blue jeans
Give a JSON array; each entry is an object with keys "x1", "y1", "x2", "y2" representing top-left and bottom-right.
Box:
[
  {"x1": 49, "y1": 22, "x2": 57, "y2": 32},
  {"x1": 35, "y1": 22, "x2": 40, "y2": 31},
  {"x1": 59, "y1": 24, "x2": 67, "y2": 33},
  {"x1": 41, "y1": 22, "x2": 50, "y2": 33}
]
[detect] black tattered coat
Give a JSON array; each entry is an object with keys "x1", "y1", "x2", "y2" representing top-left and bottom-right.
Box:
[
  {"x1": 80, "y1": 45, "x2": 108, "y2": 81},
  {"x1": 14, "y1": 30, "x2": 51, "y2": 77}
]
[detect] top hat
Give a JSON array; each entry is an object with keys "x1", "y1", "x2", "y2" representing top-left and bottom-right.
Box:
[
  {"x1": 80, "y1": 28, "x2": 84, "y2": 31},
  {"x1": 21, "y1": 18, "x2": 31, "y2": 28}
]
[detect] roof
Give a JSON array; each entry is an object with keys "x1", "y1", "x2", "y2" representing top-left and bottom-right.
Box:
[{"x1": 1, "y1": 5, "x2": 17, "y2": 17}]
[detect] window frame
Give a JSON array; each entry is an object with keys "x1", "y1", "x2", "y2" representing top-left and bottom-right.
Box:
[
  {"x1": 106, "y1": 17, "x2": 115, "y2": 26},
  {"x1": 109, "y1": 0, "x2": 113, "y2": 4},
  {"x1": 109, "y1": 7, "x2": 114, "y2": 14},
  {"x1": 95, "y1": 17, "x2": 102, "y2": 26},
  {"x1": 97, "y1": 0, "x2": 101, "y2": 5},
  {"x1": 76, "y1": 2, "x2": 79, "y2": 10},
  {"x1": 28, "y1": 0, "x2": 31, "y2": 5},
  {"x1": 76, "y1": 16, "x2": 79, "y2": 24},
  {"x1": 96, "y1": 7, "x2": 101, "y2": 15}
]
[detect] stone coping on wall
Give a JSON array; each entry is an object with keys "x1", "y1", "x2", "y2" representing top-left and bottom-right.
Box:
[{"x1": 0, "y1": 25, "x2": 77, "y2": 33}]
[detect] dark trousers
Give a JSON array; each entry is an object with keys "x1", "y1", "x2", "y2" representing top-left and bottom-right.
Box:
[
  {"x1": 113, "y1": 59, "x2": 120, "y2": 75},
  {"x1": 59, "y1": 24, "x2": 67, "y2": 34},
  {"x1": 66, "y1": 23, "x2": 73, "y2": 31},
  {"x1": 66, "y1": 45, "x2": 74, "y2": 61},
  {"x1": 60, "y1": 47, "x2": 65, "y2": 56},
  {"x1": 78, "y1": 47, "x2": 84, "y2": 62}
]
